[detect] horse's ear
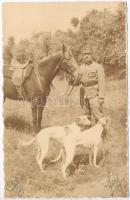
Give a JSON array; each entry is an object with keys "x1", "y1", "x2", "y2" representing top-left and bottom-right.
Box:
[{"x1": 62, "y1": 44, "x2": 66, "y2": 53}]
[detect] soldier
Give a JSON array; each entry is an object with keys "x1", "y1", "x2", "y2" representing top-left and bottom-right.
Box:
[{"x1": 79, "y1": 46, "x2": 105, "y2": 125}]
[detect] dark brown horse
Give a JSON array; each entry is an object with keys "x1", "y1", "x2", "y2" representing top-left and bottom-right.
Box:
[{"x1": 4, "y1": 46, "x2": 80, "y2": 133}]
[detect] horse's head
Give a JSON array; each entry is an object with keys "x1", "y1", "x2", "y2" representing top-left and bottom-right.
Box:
[{"x1": 60, "y1": 45, "x2": 81, "y2": 86}]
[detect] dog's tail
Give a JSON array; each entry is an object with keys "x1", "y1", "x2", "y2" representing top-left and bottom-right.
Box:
[
  {"x1": 20, "y1": 136, "x2": 36, "y2": 147},
  {"x1": 51, "y1": 148, "x2": 63, "y2": 163}
]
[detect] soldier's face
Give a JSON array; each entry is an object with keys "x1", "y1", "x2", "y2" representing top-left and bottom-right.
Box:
[{"x1": 83, "y1": 53, "x2": 92, "y2": 64}]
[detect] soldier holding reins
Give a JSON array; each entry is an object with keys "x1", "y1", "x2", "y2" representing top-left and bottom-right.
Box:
[{"x1": 79, "y1": 46, "x2": 105, "y2": 125}]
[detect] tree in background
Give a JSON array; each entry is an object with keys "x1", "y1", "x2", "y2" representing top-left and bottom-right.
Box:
[
  {"x1": 15, "y1": 39, "x2": 30, "y2": 63},
  {"x1": 71, "y1": 17, "x2": 79, "y2": 32},
  {"x1": 28, "y1": 32, "x2": 52, "y2": 60},
  {"x1": 8, "y1": 36, "x2": 15, "y2": 51},
  {"x1": 3, "y1": 36, "x2": 15, "y2": 64},
  {"x1": 3, "y1": 3, "x2": 126, "y2": 78},
  {"x1": 70, "y1": 3, "x2": 126, "y2": 74}
]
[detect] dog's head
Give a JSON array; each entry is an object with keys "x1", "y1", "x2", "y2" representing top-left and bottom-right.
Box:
[
  {"x1": 99, "y1": 116, "x2": 111, "y2": 126},
  {"x1": 75, "y1": 115, "x2": 91, "y2": 127}
]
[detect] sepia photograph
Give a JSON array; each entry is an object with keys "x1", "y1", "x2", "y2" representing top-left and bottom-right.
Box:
[{"x1": 2, "y1": 1, "x2": 128, "y2": 197}]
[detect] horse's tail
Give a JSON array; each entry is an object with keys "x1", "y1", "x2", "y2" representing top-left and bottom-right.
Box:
[
  {"x1": 20, "y1": 136, "x2": 37, "y2": 147},
  {"x1": 51, "y1": 148, "x2": 63, "y2": 163}
]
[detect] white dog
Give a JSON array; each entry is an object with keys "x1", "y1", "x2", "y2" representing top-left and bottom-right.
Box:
[
  {"x1": 52, "y1": 117, "x2": 110, "y2": 173},
  {"x1": 20, "y1": 115, "x2": 91, "y2": 178}
]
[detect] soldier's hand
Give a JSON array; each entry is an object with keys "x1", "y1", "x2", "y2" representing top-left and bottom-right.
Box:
[{"x1": 99, "y1": 98, "x2": 104, "y2": 105}]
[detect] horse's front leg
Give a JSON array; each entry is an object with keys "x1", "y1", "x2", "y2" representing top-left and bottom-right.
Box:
[
  {"x1": 37, "y1": 106, "x2": 44, "y2": 133},
  {"x1": 31, "y1": 105, "x2": 37, "y2": 133},
  {"x1": 31, "y1": 105, "x2": 43, "y2": 134},
  {"x1": 36, "y1": 96, "x2": 47, "y2": 133}
]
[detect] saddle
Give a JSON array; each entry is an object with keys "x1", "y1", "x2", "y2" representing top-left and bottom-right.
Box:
[
  {"x1": 10, "y1": 61, "x2": 28, "y2": 70},
  {"x1": 9, "y1": 60, "x2": 33, "y2": 98}
]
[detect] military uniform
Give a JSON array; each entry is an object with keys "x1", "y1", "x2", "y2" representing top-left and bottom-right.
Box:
[{"x1": 80, "y1": 61, "x2": 105, "y2": 123}]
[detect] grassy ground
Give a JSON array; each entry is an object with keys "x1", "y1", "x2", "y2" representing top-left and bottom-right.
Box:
[{"x1": 4, "y1": 77, "x2": 128, "y2": 197}]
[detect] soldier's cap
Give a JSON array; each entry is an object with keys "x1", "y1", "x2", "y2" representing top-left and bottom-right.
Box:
[{"x1": 81, "y1": 46, "x2": 92, "y2": 54}]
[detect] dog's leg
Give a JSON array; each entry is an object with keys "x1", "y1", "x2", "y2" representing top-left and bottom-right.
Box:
[
  {"x1": 51, "y1": 149, "x2": 63, "y2": 163},
  {"x1": 93, "y1": 145, "x2": 99, "y2": 168},
  {"x1": 37, "y1": 138, "x2": 49, "y2": 173},
  {"x1": 88, "y1": 147, "x2": 93, "y2": 166},
  {"x1": 62, "y1": 144, "x2": 75, "y2": 178},
  {"x1": 36, "y1": 144, "x2": 41, "y2": 166}
]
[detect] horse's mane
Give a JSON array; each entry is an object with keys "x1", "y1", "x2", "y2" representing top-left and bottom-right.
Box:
[{"x1": 39, "y1": 51, "x2": 62, "y2": 66}]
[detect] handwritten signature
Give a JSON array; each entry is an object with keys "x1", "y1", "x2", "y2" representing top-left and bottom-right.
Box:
[
  {"x1": 104, "y1": 172, "x2": 125, "y2": 197},
  {"x1": 6, "y1": 180, "x2": 25, "y2": 195}
]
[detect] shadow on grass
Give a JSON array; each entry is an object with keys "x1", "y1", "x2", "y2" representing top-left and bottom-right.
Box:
[
  {"x1": 46, "y1": 151, "x2": 109, "y2": 177},
  {"x1": 68, "y1": 150, "x2": 110, "y2": 176},
  {"x1": 4, "y1": 115, "x2": 33, "y2": 133}
]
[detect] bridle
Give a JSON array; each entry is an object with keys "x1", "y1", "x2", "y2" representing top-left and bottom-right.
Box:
[
  {"x1": 54, "y1": 53, "x2": 80, "y2": 96},
  {"x1": 34, "y1": 52, "x2": 80, "y2": 96},
  {"x1": 59, "y1": 54, "x2": 77, "y2": 75}
]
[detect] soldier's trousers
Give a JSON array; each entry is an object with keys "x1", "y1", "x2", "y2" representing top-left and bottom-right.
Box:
[{"x1": 84, "y1": 96, "x2": 104, "y2": 125}]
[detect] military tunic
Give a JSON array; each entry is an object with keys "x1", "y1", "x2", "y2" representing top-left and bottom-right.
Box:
[{"x1": 79, "y1": 61, "x2": 105, "y2": 122}]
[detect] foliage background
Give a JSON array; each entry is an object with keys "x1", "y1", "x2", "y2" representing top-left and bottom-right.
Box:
[{"x1": 3, "y1": 3, "x2": 126, "y2": 79}]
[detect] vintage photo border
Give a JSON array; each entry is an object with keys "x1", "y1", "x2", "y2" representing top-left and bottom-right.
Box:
[{"x1": 0, "y1": 0, "x2": 129, "y2": 199}]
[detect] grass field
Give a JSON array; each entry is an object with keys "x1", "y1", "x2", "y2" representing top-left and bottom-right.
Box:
[{"x1": 4, "y1": 77, "x2": 128, "y2": 197}]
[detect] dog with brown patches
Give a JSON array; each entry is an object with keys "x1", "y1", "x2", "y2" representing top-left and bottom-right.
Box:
[
  {"x1": 52, "y1": 116, "x2": 110, "y2": 176},
  {"x1": 20, "y1": 115, "x2": 91, "y2": 177}
]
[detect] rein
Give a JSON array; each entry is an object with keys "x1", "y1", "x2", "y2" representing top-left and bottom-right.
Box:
[
  {"x1": 67, "y1": 85, "x2": 75, "y2": 96},
  {"x1": 6, "y1": 52, "x2": 78, "y2": 97},
  {"x1": 50, "y1": 55, "x2": 77, "y2": 96}
]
